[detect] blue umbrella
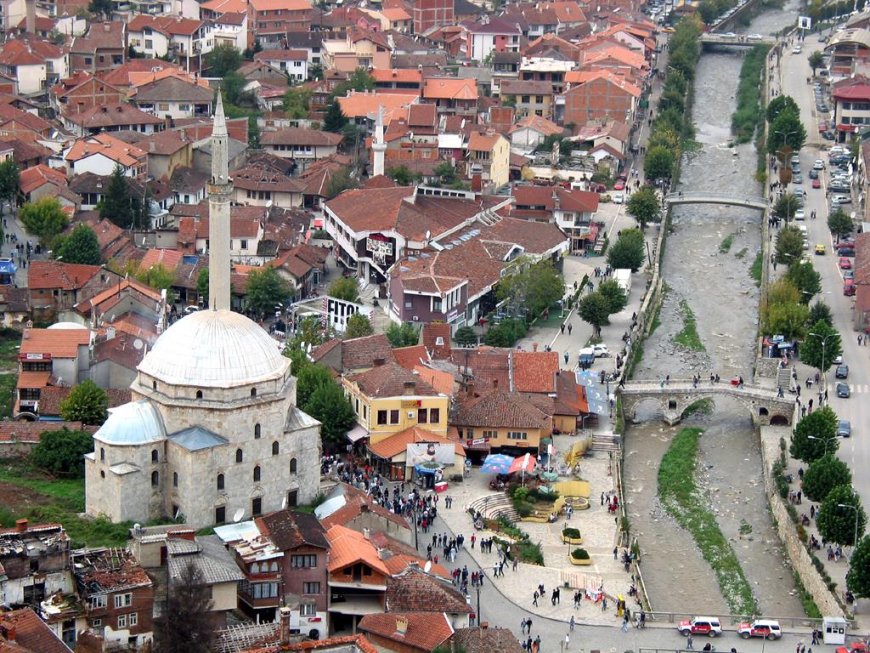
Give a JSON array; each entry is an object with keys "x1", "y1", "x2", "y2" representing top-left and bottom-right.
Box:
[{"x1": 481, "y1": 453, "x2": 514, "y2": 475}]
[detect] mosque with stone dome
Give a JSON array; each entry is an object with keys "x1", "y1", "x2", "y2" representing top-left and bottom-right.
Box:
[{"x1": 84, "y1": 95, "x2": 321, "y2": 528}]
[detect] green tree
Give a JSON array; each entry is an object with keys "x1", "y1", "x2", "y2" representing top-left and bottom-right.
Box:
[
  {"x1": 817, "y1": 485, "x2": 867, "y2": 546},
  {"x1": 827, "y1": 208, "x2": 853, "y2": 241},
  {"x1": 19, "y1": 196, "x2": 68, "y2": 248},
  {"x1": 697, "y1": 0, "x2": 718, "y2": 23},
  {"x1": 453, "y1": 325, "x2": 478, "y2": 347},
  {"x1": 304, "y1": 381, "x2": 356, "y2": 447},
  {"x1": 196, "y1": 268, "x2": 209, "y2": 301},
  {"x1": 154, "y1": 560, "x2": 215, "y2": 653},
  {"x1": 790, "y1": 405, "x2": 839, "y2": 463},
  {"x1": 325, "y1": 167, "x2": 357, "y2": 198},
  {"x1": 328, "y1": 277, "x2": 359, "y2": 303},
  {"x1": 205, "y1": 43, "x2": 243, "y2": 77},
  {"x1": 136, "y1": 263, "x2": 176, "y2": 303},
  {"x1": 802, "y1": 454, "x2": 852, "y2": 502},
  {"x1": 808, "y1": 51, "x2": 825, "y2": 75},
  {"x1": 29, "y1": 428, "x2": 94, "y2": 477},
  {"x1": 295, "y1": 362, "x2": 334, "y2": 407},
  {"x1": 246, "y1": 266, "x2": 293, "y2": 316},
  {"x1": 386, "y1": 322, "x2": 420, "y2": 347},
  {"x1": 766, "y1": 95, "x2": 800, "y2": 124},
  {"x1": 331, "y1": 68, "x2": 375, "y2": 99},
  {"x1": 607, "y1": 228, "x2": 645, "y2": 272},
  {"x1": 345, "y1": 312, "x2": 373, "y2": 339},
  {"x1": 767, "y1": 109, "x2": 807, "y2": 156},
  {"x1": 0, "y1": 159, "x2": 19, "y2": 206},
  {"x1": 785, "y1": 260, "x2": 821, "y2": 303},
  {"x1": 87, "y1": 0, "x2": 112, "y2": 19},
  {"x1": 774, "y1": 193, "x2": 800, "y2": 223},
  {"x1": 57, "y1": 224, "x2": 100, "y2": 264},
  {"x1": 598, "y1": 278, "x2": 628, "y2": 315},
  {"x1": 496, "y1": 260, "x2": 564, "y2": 320},
  {"x1": 309, "y1": 63, "x2": 324, "y2": 80},
  {"x1": 483, "y1": 318, "x2": 526, "y2": 347},
  {"x1": 324, "y1": 100, "x2": 348, "y2": 133},
  {"x1": 801, "y1": 320, "x2": 842, "y2": 372},
  {"x1": 577, "y1": 292, "x2": 611, "y2": 336},
  {"x1": 807, "y1": 301, "x2": 833, "y2": 328},
  {"x1": 644, "y1": 146, "x2": 675, "y2": 181},
  {"x1": 434, "y1": 161, "x2": 458, "y2": 185},
  {"x1": 625, "y1": 186, "x2": 661, "y2": 229},
  {"x1": 222, "y1": 71, "x2": 254, "y2": 107},
  {"x1": 100, "y1": 166, "x2": 143, "y2": 229},
  {"x1": 387, "y1": 165, "x2": 419, "y2": 185},
  {"x1": 846, "y1": 536, "x2": 870, "y2": 598},
  {"x1": 762, "y1": 299, "x2": 808, "y2": 340},
  {"x1": 775, "y1": 225, "x2": 804, "y2": 264},
  {"x1": 283, "y1": 87, "x2": 312, "y2": 119},
  {"x1": 60, "y1": 380, "x2": 108, "y2": 425}
]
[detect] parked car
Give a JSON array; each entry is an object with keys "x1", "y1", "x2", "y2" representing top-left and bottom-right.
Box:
[
  {"x1": 812, "y1": 178, "x2": 821, "y2": 188},
  {"x1": 612, "y1": 191, "x2": 624, "y2": 204},
  {"x1": 837, "y1": 420, "x2": 851, "y2": 438},
  {"x1": 614, "y1": 180, "x2": 625, "y2": 191},
  {"x1": 738, "y1": 620, "x2": 782, "y2": 640},
  {"x1": 844, "y1": 279, "x2": 856, "y2": 296},
  {"x1": 795, "y1": 209, "x2": 806, "y2": 220},
  {"x1": 836, "y1": 382, "x2": 850, "y2": 398},
  {"x1": 843, "y1": 269, "x2": 854, "y2": 279},
  {"x1": 792, "y1": 44, "x2": 802, "y2": 53},
  {"x1": 813, "y1": 159, "x2": 825, "y2": 170},
  {"x1": 809, "y1": 168, "x2": 819, "y2": 179},
  {"x1": 678, "y1": 617, "x2": 722, "y2": 637},
  {"x1": 815, "y1": 244, "x2": 826, "y2": 255},
  {"x1": 832, "y1": 194, "x2": 851, "y2": 205},
  {"x1": 839, "y1": 257, "x2": 853, "y2": 270},
  {"x1": 592, "y1": 344, "x2": 610, "y2": 358},
  {"x1": 835, "y1": 364, "x2": 849, "y2": 379}
]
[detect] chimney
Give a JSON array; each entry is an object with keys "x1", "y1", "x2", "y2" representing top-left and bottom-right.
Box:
[
  {"x1": 532, "y1": 342, "x2": 538, "y2": 352},
  {"x1": 394, "y1": 617, "x2": 409, "y2": 637},
  {"x1": 403, "y1": 380, "x2": 416, "y2": 395},
  {"x1": 279, "y1": 607, "x2": 292, "y2": 645},
  {"x1": 25, "y1": 0, "x2": 35, "y2": 35},
  {"x1": 0, "y1": 625, "x2": 16, "y2": 642},
  {"x1": 15, "y1": 519, "x2": 28, "y2": 532},
  {"x1": 466, "y1": 381, "x2": 475, "y2": 398},
  {"x1": 106, "y1": 326, "x2": 115, "y2": 340}
]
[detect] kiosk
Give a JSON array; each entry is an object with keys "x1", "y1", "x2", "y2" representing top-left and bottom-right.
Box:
[{"x1": 822, "y1": 616, "x2": 847, "y2": 645}]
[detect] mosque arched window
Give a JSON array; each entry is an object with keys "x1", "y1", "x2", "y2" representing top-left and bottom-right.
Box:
[
  {"x1": 151, "y1": 471, "x2": 159, "y2": 487},
  {"x1": 290, "y1": 458, "x2": 298, "y2": 474},
  {"x1": 217, "y1": 474, "x2": 225, "y2": 490},
  {"x1": 272, "y1": 441, "x2": 279, "y2": 456},
  {"x1": 253, "y1": 466, "x2": 261, "y2": 482},
  {"x1": 236, "y1": 449, "x2": 243, "y2": 463}
]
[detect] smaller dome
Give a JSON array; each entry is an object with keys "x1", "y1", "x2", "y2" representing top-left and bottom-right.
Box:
[{"x1": 94, "y1": 400, "x2": 165, "y2": 446}]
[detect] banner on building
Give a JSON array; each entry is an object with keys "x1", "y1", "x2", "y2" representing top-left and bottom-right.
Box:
[{"x1": 406, "y1": 443, "x2": 455, "y2": 466}]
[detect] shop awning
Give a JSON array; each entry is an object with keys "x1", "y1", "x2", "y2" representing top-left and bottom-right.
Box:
[{"x1": 346, "y1": 424, "x2": 369, "y2": 443}]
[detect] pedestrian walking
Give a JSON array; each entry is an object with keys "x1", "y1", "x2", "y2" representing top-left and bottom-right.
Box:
[
  {"x1": 569, "y1": 616, "x2": 575, "y2": 632},
  {"x1": 621, "y1": 615, "x2": 630, "y2": 633},
  {"x1": 565, "y1": 633, "x2": 570, "y2": 650},
  {"x1": 533, "y1": 591, "x2": 539, "y2": 606},
  {"x1": 687, "y1": 636, "x2": 694, "y2": 650},
  {"x1": 567, "y1": 323, "x2": 572, "y2": 335}
]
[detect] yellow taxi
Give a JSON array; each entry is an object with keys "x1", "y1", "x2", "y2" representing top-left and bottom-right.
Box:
[{"x1": 815, "y1": 244, "x2": 826, "y2": 255}]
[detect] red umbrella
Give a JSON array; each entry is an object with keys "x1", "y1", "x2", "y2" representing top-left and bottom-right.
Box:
[{"x1": 509, "y1": 453, "x2": 536, "y2": 475}]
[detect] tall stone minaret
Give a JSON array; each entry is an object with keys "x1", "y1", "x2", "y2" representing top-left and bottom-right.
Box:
[
  {"x1": 208, "y1": 92, "x2": 232, "y2": 312},
  {"x1": 372, "y1": 105, "x2": 386, "y2": 177}
]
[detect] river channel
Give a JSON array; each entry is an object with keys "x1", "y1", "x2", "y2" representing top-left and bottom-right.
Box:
[{"x1": 623, "y1": 3, "x2": 806, "y2": 616}]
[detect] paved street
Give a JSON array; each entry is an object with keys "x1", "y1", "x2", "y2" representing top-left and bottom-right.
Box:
[{"x1": 773, "y1": 35, "x2": 870, "y2": 628}]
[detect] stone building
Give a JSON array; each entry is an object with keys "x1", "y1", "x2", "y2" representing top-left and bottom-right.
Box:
[{"x1": 84, "y1": 94, "x2": 322, "y2": 529}]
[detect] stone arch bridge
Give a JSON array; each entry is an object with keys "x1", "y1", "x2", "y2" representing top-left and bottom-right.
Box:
[
  {"x1": 664, "y1": 192, "x2": 767, "y2": 212},
  {"x1": 618, "y1": 379, "x2": 794, "y2": 426}
]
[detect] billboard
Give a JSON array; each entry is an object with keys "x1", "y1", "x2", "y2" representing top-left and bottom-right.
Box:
[
  {"x1": 798, "y1": 16, "x2": 812, "y2": 29},
  {"x1": 406, "y1": 442, "x2": 455, "y2": 466}
]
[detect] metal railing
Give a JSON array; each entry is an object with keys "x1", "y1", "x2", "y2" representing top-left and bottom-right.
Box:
[{"x1": 645, "y1": 611, "x2": 823, "y2": 630}]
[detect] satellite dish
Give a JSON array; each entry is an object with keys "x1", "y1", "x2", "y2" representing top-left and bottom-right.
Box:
[
  {"x1": 424, "y1": 561, "x2": 432, "y2": 573},
  {"x1": 233, "y1": 508, "x2": 245, "y2": 523},
  {"x1": 133, "y1": 339, "x2": 144, "y2": 350}
]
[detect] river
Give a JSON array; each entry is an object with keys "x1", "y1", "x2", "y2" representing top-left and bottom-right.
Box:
[{"x1": 624, "y1": 2, "x2": 807, "y2": 616}]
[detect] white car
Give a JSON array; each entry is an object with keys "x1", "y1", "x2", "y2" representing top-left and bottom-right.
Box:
[
  {"x1": 612, "y1": 191, "x2": 624, "y2": 204},
  {"x1": 792, "y1": 44, "x2": 802, "y2": 53},
  {"x1": 813, "y1": 159, "x2": 825, "y2": 170},
  {"x1": 832, "y1": 194, "x2": 851, "y2": 205},
  {"x1": 794, "y1": 209, "x2": 806, "y2": 220},
  {"x1": 592, "y1": 344, "x2": 610, "y2": 358}
]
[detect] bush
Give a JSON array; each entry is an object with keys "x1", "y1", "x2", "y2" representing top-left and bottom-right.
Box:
[
  {"x1": 562, "y1": 527, "x2": 581, "y2": 539},
  {"x1": 571, "y1": 547, "x2": 590, "y2": 559},
  {"x1": 29, "y1": 428, "x2": 94, "y2": 478}
]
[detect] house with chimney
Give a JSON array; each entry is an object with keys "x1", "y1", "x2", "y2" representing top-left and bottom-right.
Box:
[
  {"x1": 0, "y1": 606, "x2": 74, "y2": 653},
  {"x1": 0, "y1": 37, "x2": 67, "y2": 95},
  {"x1": 511, "y1": 185, "x2": 599, "y2": 253},
  {"x1": 260, "y1": 128, "x2": 343, "y2": 170},
  {"x1": 132, "y1": 75, "x2": 213, "y2": 120},
  {"x1": 62, "y1": 103, "x2": 165, "y2": 138},
  {"x1": 68, "y1": 22, "x2": 126, "y2": 73}
]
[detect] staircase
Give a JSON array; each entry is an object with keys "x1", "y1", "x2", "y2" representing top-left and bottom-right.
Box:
[
  {"x1": 592, "y1": 433, "x2": 622, "y2": 452},
  {"x1": 467, "y1": 493, "x2": 519, "y2": 523},
  {"x1": 776, "y1": 367, "x2": 792, "y2": 392}
]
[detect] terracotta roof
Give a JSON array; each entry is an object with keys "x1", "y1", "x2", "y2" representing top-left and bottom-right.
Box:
[
  {"x1": 422, "y1": 77, "x2": 479, "y2": 101},
  {"x1": 413, "y1": 365, "x2": 455, "y2": 396},
  {"x1": 320, "y1": 483, "x2": 411, "y2": 532},
  {"x1": 0, "y1": 420, "x2": 97, "y2": 443},
  {"x1": 582, "y1": 44, "x2": 647, "y2": 70},
  {"x1": 38, "y1": 385, "x2": 130, "y2": 417},
  {"x1": 139, "y1": 248, "x2": 184, "y2": 272},
  {"x1": 391, "y1": 344, "x2": 427, "y2": 370},
  {"x1": 564, "y1": 69, "x2": 641, "y2": 97},
  {"x1": 127, "y1": 15, "x2": 203, "y2": 36},
  {"x1": 337, "y1": 92, "x2": 418, "y2": 119},
  {"x1": 0, "y1": 38, "x2": 63, "y2": 67},
  {"x1": 468, "y1": 131, "x2": 503, "y2": 152},
  {"x1": 509, "y1": 114, "x2": 563, "y2": 137},
  {"x1": 0, "y1": 105, "x2": 53, "y2": 135},
  {"x1": 16, "y1": 371, "x2": 51, "y2": 389},
  {"x1": 19, "y1": 164, "x2": 67, "y2": 196},
  {"x1": 261, "y1": 127, "x2": 343, "y2": 147},
  {"x1": 136, "y1": 130, "x2": 190, "y2": 156},
  {"x1": 250, "y1": 0, "x2": 311, "y2": 9},
  {"x1": 99, "y1": 59, "x2": 182, "y2": 87},
  {"x1": 0, "y1": 607, "x2": 72, "y2": 653},
  {"x1": 854, "y1": 232, "x2": 870, "y2": 286},
  {"x1": 254, "y1": 49, "x2": 308, "y2": 62},
  {"x1": 256, "y1": 509, "x2": 329, "y2": 551},
  {"x1": 512, "y1": 351, "x2": 559, "y2": 393},
  {"x1": 201, "y1": 0, "x2": 247, "y2": 13},
  {"x1": 364, "y1": 174, "x2": 398, "y2": 189},
  {"x1": 420, "y1": 323, "x2": 451, "y2": 360},
  {"x1": 242, "y1": 634, "x2": 380, "y2": 653},
  {"x1": 359, "y1": 612, "x2": 453, "y2": 651},
  {"x1": 19, "y1": 327, "x2": 90, "y2": 359},
  {"x1": 325, "y1": 524, "x2": 390, "y2": 574},
  {"x1": 27, "y1": 261, "x2": 100, "y2": 291},
  {"x1": 66, "y1": 103, "x2": 164, "y2": 130},
  {"x1": 367, "y1": 426, "x2": 464, "y2": 459},
  {"x1": 311, "y1": 333, "x2": 394, "y2": 371},
  {"x1": 452, "y1": 627, "x2": 525, "y2": 653},
  {"x1": 232, "y1": 164, "x2": 306, "y2": 194},
  {"x1": 454, "y1": 389, "x2": 551, "y2": 429},
  {"x1": 372, "y1": 68, "x2": 422, "y2": 85},
  {"x1": 69, "y1": 22, "x2": 125, "y2": 54},
  {"x1": 65, "y1": 133, "x2": 146, "y2": 168},
  {"x1": 347, "y1": 361, "x2": 443, "y2": 398},
  {"x1": 513, "y1": 185, "x2": 598, "y2": 214},
  {"x1": 386, "y1": 567, "x2": 472, "y2": 613}
]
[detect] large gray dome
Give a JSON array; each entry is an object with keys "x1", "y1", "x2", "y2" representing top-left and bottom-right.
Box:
[{"x1": 137, "y1": 309, "x2": 289, "y2": 388}]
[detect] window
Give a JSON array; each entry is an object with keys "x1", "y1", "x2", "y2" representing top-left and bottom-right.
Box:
[
  {"x1": 84, "y1": 57, "x2": 92, "y2": 65},
  {"x1": 291, "y1": 554, "x2": 317, "y2": 568},
  {"x1": 429, "y1": 408, "x2": 440, "y2": 423},
  {"x1": 303, "y1": 582, "x2": 321, "y2": 594},
  {"x1": 290, "y1": 458, "x2": 297, "y2": 473},
  {"x1": 92, "y1": 619, "x2": 102, "y2": 627},
  {"x1": 390, "y1": 409, "x2": 399, "y2": 424},
  {"x1": 377, "y1": 410, "x2": 388, "y2": 425},
  {"x1": 252, "y1": 582, "x2": 278, "y2": 599},
  {"x1": 417, "y1": 408, "x2": 428, "y2": 423},
  {"x1": 196, "y1": 390, "x2": 203, "y2": 399},
  {"x1": 217, "y1": 473, "x2": 225, "y2": 490},
  {"x1": 117, "y1": 614, "x2": 128, "y2": 629},
  {"x1": 151, "y1": 449, "x2": 159, "y2": 463},
  {"x1": 89, "y1": 595, "x2": 107, "y2": 609},
  {"x1": 236, "y1": 449, "x2": 243, "y2": 463},
  {"x1": 253, "y1": 466, "x2": 261, "y2": 482},
  {"x1": 507, "y1": 431, "x2": 528, "y2": 440},
  {"x1": 241, "y1": 239, "x2": 248, "y2": 250},
  {"x1": 158, "y1": 103, "x2": 169, "y2": 111},
  {"x1": 355, "y1": 398, "x2": 359, "y2": 414},
  {"x1": 215, "y1": 506, "x2": 226, "y2": 523},
  {"x1": 100, "y1": 448, "x2": 105, "y2": 461},
  {"x1": 433, "y1": 298, "x2": 442, "y2": 311},
  {"x1": 254, "y1": 423, "x2": 261, "y2": 439},
  {"x1": 300, "y1": 603, "x2": 316, "y2": 616},
  {"x1": 252, "y1": 497, "x2": 262, "y2": 515},
  {"x1": 178, "y1": 103, "x2": 190, "y2": 112},
  {"x1": 288, "y1": 489, "x2": 298, "y2": 506},
  {"x1": 114, "y1": 593, "x2": 132, "y2": 609},
  {"x1": 151, "y1": 471, "x2": 159, "y2": 487},
  {"x1": 251, "y1": 387, "x2": 257, "y2": 397},
  {"x1": 173, "y1": 472, "x2": 178, "y2": 487},
  {"x1": 272, "y1": 441, "x2": 279, "y2": 455},
  {"x1": 483, "y1": 430, "x2": 497, "y2": 439},
  {"x1": 128, "y1": 613, "x2": 138, "y2": 627}
]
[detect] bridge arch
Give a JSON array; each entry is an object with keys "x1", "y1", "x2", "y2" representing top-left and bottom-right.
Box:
[{"x1": 664, "y1": 192, "x2": 767, "y2": 212}]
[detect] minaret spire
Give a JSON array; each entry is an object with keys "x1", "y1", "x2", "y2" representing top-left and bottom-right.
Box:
[
  {"x1": 372, "y1": 105, "x2": 386, "y2": 177},
  {"x1": 208, "y1": 91, "x2": 232, "y2": 312}
]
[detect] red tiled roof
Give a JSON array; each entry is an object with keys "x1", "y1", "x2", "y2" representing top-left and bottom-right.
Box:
[
  {"x1": 359, "y1": 612, "x2": 453, "y2": 651},
  {"x1": 512, "y1": 351, "x2": 559, "y2": 393},
  {"x1": 454, "y1": 389, "x2": 551, "y2": 430},
  {"x1": 421, "y1": 323, "x2": 451, "y2": 360},
  {"x1": 413, "y1": 365, "x2": 454, "y2": 396},
  {"x1": 367, "y1": 426, "x2": 464, "y2": 459},
  {"x1": 325, "y1": 524, "x2": 390, "y2": 574},
  {"x1": 27, "y1": 261, "x2": 100, "y2": 291},
  {"x1": 391, "y1": 344, "x2": 427, "y2": 370},
  {"x1": 0, "y1": 607, "x2": 72, "y2": 653},
  {"x1": 386, "y1": 567, "x2": 472, "y2": 613},
  {"x1": 320, "y1": 483, "x2": 410, "y2": 532},
  {"x1": 0, "y1": 420, "x2": 97, "y2": 443},
  {"x1": 19, "y1": 327, "x2": 90, "y2": 359},
  {"x1": 19, "y1": 164, "x2": 66, "y2": 196},
  {"x1": 346, "y1": 361, "x2": 442, "y2": 398}
]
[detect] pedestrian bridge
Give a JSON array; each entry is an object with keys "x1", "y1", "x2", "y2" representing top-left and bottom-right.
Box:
[
  {"x1": 665, "y1": 192, "x2": 767, "y2": 212},
  {"x1": 618, "y1": 380, "x2": 794, "y2": 426},
  {"x1": 700, "y1": 33, "x2": 776, "y2": 47}
]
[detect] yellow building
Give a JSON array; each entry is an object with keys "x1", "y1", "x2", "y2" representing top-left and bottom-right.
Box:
[
  {"x1": 452, "y1": 389, "x2": 551, "y2": 453},
  {"x1": 467, "y1": 132, "x2": 510, "y2": 189},
  {"x1": 342, "y1": 361, "x2": 450, "y2": 442}
]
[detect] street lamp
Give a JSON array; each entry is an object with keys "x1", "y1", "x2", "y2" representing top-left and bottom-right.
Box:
[
  {"x1": 807, "y1": 435, "x2": 832, "y2": 457},
  {"x1": 773, "y1": 129, "x2": 797, "y2": 154},
  {"x1": 837, "y1": 503, "x2": 860, "y2": 559},
  {"x1": 808, "y1": 331, "x2": 836, "y2": 391}
]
